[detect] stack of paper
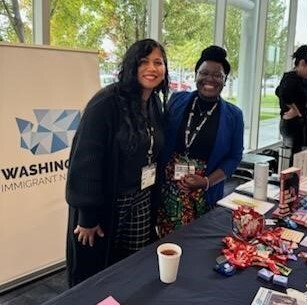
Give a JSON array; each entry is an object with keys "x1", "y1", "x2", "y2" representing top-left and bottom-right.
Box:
[
  {"x1": 235, "y1": 180, "x2": 280, "y2": 201},
  {"x1": 217, "y1": 192, "x2": 275, "y2": 215}
]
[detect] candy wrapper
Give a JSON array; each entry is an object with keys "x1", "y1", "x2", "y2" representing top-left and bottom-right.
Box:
[{"x1": 232, "y1": 206, "x2": 264, "y2": 242}]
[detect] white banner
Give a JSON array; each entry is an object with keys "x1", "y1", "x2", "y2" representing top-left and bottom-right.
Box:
[{"x1": 0, "y1": 43, "x2": 100, "y2": 288}]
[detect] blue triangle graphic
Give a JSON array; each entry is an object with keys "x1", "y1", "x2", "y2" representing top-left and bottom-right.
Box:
[
  {"x1": 31, "y1": 143, "x2": 40, "y2": 155},
  {"x1": 54, "y1": 131, "x2": 68, "y2": 145},
  {"x1": 51, "y1": 133, "x2": 67, "y2": 152},
  {"x1": 37, "y1": 125, "x2": 51, "y2": 132},
  {"x1": 35, "y1": 144, "x2": 49, "y2": 154},
  {"x1": 68, "y1": 113, "x2": 81, "y2": 130},
  {"x1": 20, "y1": 138, "x2": 29, "y2": 149},
  {"x1": 55, "y1": 111, "x2": 68, "y2": 123},
  {"x1": 34, "y1": 110, "x2": 49, "y2": 123},
  {"x1": 16, "y1": 118, "x2": 32, "y2": 132}
]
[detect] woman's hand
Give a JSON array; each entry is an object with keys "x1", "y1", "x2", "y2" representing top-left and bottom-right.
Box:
[
  {"x1": 74, "y1": 224, "x2": 104, "y2": 247},
  {"x1": 177, "y1": 174, "x2": 207, "y2": 192},
  {"x1": 283, "y1": 104, "x2": 302, "y2": 119}
]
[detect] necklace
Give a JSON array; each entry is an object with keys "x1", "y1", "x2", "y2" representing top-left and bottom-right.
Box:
[
  {"x1": 196, "y1": 100, "x2": 208, "y2": 117},
  {"x1": 184, "y1": 97, "x2": 218, "y2": 151}
]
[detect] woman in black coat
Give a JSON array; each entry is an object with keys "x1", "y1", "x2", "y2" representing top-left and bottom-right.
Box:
[
  {"x1": 66, "y1": 39, "x2": 169, "y2": 287},
  {"x1": 276, "y1": 45, "x2": 307, "y2": 164}
]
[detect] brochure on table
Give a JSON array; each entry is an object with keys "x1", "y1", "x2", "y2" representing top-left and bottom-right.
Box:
[
  {"x1": 217, "y1": 192, "x2": 275, "y2": 215},
  {"x1": 235, "y1": 180, "x2": 280, "y2": 201},
  {"x1": 251, "y1": 287, "x2": 304, "y2": 305}
]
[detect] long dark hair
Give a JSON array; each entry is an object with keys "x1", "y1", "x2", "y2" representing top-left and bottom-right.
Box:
[{"x1": 117, "y1": 39, "x2": 169, "y2": 154}]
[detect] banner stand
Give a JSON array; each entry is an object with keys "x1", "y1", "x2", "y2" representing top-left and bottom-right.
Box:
[{"x1": 0, "y1": 42, "x2": 100, "y2": 291}]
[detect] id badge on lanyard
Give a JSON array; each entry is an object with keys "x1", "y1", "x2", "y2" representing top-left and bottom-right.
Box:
[
  {"x1": 141, "y1": 125, "x2": 156, "y2": 190},
  {"x1": 141, "y1": 163, "x2": 157, "y2": 190},
  {"x1": 174, "y1": 163, "x2": 195, "y2": 180}
]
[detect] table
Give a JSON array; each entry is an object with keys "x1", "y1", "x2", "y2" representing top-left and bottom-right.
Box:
[
  {"x1": 41, "y1": 207, "x2": 307, "y2": 305},
  {"x1": 240, "y1": 153, "x2": 276, "y2": 170},
  {"x1": 234, "y1": 153, "x2": 276, "y2": 180}
]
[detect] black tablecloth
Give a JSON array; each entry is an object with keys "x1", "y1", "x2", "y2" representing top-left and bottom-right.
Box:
[{"x1": 41, "y1": 207, "x2": 306, "y2": 305}]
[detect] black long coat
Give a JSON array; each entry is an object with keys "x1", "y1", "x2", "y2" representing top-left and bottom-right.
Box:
[{"x1": 65, "y1": 84, "x2": 163, "y2": 287}]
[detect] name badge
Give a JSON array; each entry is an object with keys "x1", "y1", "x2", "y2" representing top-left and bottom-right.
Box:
[
  {"x1": 141, "y1": 163, "x2": 157, "y2": 190},
  {"x1": 174, "y1": 163, "x2": 195, "y2": 180}
]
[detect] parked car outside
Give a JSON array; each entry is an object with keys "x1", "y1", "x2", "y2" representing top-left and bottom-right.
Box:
[{"x1": 169, "y1": 73, "x2": 193, "y2": 92}]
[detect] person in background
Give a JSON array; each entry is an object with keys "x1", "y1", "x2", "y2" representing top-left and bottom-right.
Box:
[
  {"x1": 66, "y1": 39, "x2": 169, "y2": 286},
  {"x1": 276, "y1": 45, "x2": 307, "y2": 164},
  {"x1": 158, "y1": 45, "x2": 244, "y2": 237}
]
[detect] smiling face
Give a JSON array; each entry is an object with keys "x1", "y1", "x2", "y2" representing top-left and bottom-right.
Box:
[
  {"x1": 196, "y1": 61, "x2": 226, "y2": 100},
  {"x1": 137, "y1": 47, "x2": 166, "y2": 101}
]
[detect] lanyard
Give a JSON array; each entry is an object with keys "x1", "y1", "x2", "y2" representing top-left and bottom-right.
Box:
[
  {"x1": 185, "y1": 97, "x2": 218, "y2": 152},
  {"x1": 146, "y1": 124, "x2": 154, "y2": 165}
]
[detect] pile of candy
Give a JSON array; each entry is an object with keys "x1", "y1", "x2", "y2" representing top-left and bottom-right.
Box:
[
  {"x1": 223, "y1": 210, "x2": 298, "y2": 274},
  {"x1": 225, "y1": 229, "x2": 297, "y2": 271},
  {"x1": 232, "y1": 206, "x2": 264, "y2": 242}
]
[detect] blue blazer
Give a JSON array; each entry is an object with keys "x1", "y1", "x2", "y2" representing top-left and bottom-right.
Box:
[{"x1": 163, "y1": 91, "x2": 244, "y2": 206}]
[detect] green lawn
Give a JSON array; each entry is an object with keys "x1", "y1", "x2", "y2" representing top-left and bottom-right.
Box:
[
  {"x1": 228, "y1": 94, "x2": 280, "y2": 120},
  {"x1": 260, "y1": 112, "x2": 278, "y2": 120},
  {"x1": 261, "y1": 94, "x2": 279, "y2": 108},
  {"x1": 261, "y1": 94, "x2": 279, "y2": 120}
]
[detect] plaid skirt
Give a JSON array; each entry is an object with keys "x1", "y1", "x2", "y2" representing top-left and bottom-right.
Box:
[
  {"x1": 157, "y1": 153, "x2": 209, "y2": 237},
  {"x1": 114, "y1": 188, "x2": 151, "y2": 251}
]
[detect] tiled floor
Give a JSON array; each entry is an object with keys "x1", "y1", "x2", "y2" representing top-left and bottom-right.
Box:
[{"x1": 0, "y1": 176, "x2": 247, "y2": 305}]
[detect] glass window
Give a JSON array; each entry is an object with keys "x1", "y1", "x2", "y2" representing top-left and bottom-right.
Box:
[
  {"x1": 163, "y1": 0, "x2": 215, "y2": 93},
  {"x1": 295, "y1": 0, "x2": 307, "y2": 46},
  {"x1": 225, "y1": 0, "x2": 289, "y2": 150},
  {"x1": 224, "y1": 1, "x2": 253, "y2": 150},
  {"x1": 259, "y1": 0, "x2": 290, "y2": 148},
  {"x1": 224, "y1": 5, "x2": 242, "y2": 104},
  {"x1": 0, "y1": 0, "x2": 33, "y2": 43},
  {"x1": 50, "y1": 0, "x2": 148, "y2": 86},
  {"x1": 2, "y1": 0, "x2": 303, "y2": 150}
]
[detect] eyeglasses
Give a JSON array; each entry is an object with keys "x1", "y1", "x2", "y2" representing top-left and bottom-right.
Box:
[{"x1": 197, "y1": 70, "x2": 226, "y2": 81}]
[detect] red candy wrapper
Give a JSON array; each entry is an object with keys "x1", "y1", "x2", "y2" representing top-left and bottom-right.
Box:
[
  {"x1": 222, "y1": 211, "x2": 292, "y2": 272},
  {"x1": 232, "y1": 206, "x2": 264, "y2": 242},
  {"x1": 223, "y1": 236, "x2": 256, "y2": 268}
]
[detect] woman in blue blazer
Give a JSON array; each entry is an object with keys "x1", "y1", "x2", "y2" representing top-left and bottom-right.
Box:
[{"x1": 158, "y1": 45, "x2": 244, "y2": 236}]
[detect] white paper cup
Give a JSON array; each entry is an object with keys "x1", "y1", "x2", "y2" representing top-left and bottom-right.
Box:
[{"x1": 157, "y1": 243, "x2": 182, "y2": 284}]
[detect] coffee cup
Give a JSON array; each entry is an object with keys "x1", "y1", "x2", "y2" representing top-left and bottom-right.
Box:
[{"x1": 157, "y1": 243, "x2": 182, "y2": 283}]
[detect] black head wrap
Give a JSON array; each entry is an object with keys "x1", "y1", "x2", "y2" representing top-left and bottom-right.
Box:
[
  {"x1": 195, "y1": 45, "x2": 231, "y2": 75},
  {"x1": 292, "y1": 45, "x2": 307, "y2": 64}
]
